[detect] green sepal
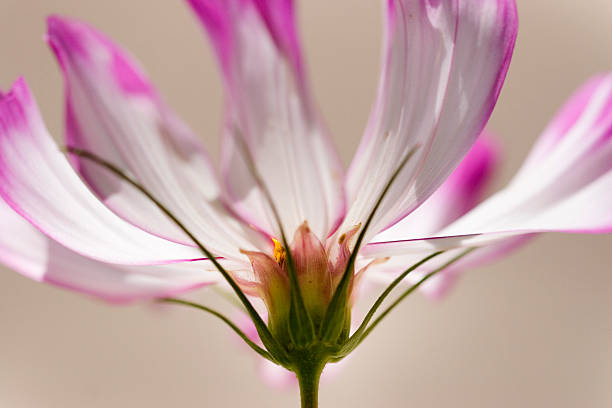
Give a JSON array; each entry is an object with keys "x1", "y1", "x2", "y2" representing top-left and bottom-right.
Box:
[{"x1": 285, "y1": 242, "x2": 316, "y2": 346}]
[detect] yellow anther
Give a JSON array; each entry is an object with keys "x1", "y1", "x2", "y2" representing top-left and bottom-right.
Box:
[{"x1": 272, "y1": 238, "x2": 286, "y2": 264}]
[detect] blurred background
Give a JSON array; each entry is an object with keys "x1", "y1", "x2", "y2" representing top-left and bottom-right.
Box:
[{"x1": 1, "y1": 0, "x2": 611, "y2": 407}]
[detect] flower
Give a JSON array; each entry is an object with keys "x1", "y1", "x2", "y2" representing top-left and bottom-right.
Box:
[{"x1": 1, "y1": 0, "x2": 612, "y2": 402}]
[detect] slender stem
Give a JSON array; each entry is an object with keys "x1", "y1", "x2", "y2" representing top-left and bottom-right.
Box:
[
  {"x1": 66, "y1": 147, "x2": 288, "y2": 363},
  {"x1": 161, "y1": 298, "x2": 273, "y2": 361},
  {"x1": 296, "y1": 361, "x2": 324, "y2": 408}
]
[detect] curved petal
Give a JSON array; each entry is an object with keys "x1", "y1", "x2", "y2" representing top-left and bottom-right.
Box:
[
  {"x1": 363, "y1": 73, "x2": 612, "y2": 259},
  {"x1": 341, "y1": 0, "x2": 518, "y2": 242},
  {"x1": 46, "y1": 16, "x2": 264, "y2": 259},
  {"x1": 0, "y1": 78, "x2": 210, "y2": 265},
  {"x1": 516, "y1": 75, "x2": 610, "y2": 174},
  {"x1": 360, "y1": 132, "x2": 501, "y2": 298},
  {"x1": 187, "y1": 0, "x2": 346, "y2": 240},
  {"x1": 374, "y1": 132, "x2": 499, "y2": 241},
  {"x1": 0, "y1": 197, "x2": 232, "y2": 303}
]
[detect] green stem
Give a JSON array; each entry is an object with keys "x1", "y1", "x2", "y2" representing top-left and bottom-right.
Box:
[{"x1": 296, "y1": 360, "x2": 324, "y2": 408}]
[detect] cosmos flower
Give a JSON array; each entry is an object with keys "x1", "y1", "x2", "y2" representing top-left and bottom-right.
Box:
[{"x1": 2, "y1": 0, "x2": 612, "y2": 406}]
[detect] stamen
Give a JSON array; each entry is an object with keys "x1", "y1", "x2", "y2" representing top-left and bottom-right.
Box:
[{"x1": 272, "y1": 238, "x2": 286, "y2": 264}]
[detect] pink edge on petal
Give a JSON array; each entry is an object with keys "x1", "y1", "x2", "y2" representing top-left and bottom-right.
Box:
[
  {"x1": 0, "y1": 77, "x2": 32, "y2": 131},
  {"x1": 522, "y1": 74, "x2": 610, "y2": 168},
  {"x1": 252, "y1": 0, "x2": 304, "y2": 77},
  {"x1": 341, "y1": 0, "x2": 518, "y2": 244},
  {"x1": 187, "y1": 0, "x2": 346, "y2": 241},
  {"x1": 47, "y1": 15, "x2": 155, "y2": 97},
  {"x1": 0, "y1": 78, "x2": 207, "y2": 265},
  {"x1": 44, "y1": 15, "x2": 264, "y2": 258},
  {"x1": 390, "y1": 0, "x2": 518, "y2": 229},
  {"x1": 0, "y1": 193, "x2": 222, "y2": 303},
  {"x1": 363, "y1": 70, "x2": 612, "y2": 299},
  {"x1": 184, "y1": 0, "x2": 234, "y2": 73},
  {"x1": 365, "y1": 72, "x2": 612, "y2": 260}
]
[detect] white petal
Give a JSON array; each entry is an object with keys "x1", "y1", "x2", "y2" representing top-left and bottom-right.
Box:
[
  {"x1": 375, "y1": 133, "x2": 499, "y2": 241},
  {"x1": 0, "y1": 196, "x2": 247, "y2": 302},
  {"x1": 364, "y1": 73, "x2": 612, "y2": 258},
  {"x1": 47, "y1": 16, "x2": 265, "y2": 259},
  {"x1": 188, "y1": 0, "x2": 346, "y2": 240},
  {"x1": 0, "y1": 78, "x2": 208, "y2": 265},
  {"x1": 342, "y1": 0, "x2": 517, "y2": 242}
]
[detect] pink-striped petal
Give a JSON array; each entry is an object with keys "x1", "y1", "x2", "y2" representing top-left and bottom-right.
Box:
[
  {"x1": 361, "y1": 132, "x2": 500, "y2": 297},
  {"x1": 187, "y1": 0, "x2": 345, "y2": 240},
  {"x1": 374, "y1": 132, "x2": 499, "y2": 241},
  {"x1": 47, "y1": 16, "x2": 265, "y2": 260},
  {"x1": 0, "y1": 78, "x2": 209, "y2": 265},
  {"x1": 341, "y1": 0, "x2": 517, "y2": 243},
  {"x1": 363, "y1": 73, "x2": 612, "y2": 259},
  {"x1": 0, "y1": 197, "x2": 229, "y2": 303}
]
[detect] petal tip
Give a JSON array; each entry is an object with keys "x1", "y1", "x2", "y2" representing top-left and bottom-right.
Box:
[
  {"x1": 45, "y1": 15, "x2": 155, "y2": 97},
  {"x1": 45, "y1": 15, "x2": 85, "y2": 52},
  {"x1": 0, "y1": 77, "x2": 36, "y2": 132}
]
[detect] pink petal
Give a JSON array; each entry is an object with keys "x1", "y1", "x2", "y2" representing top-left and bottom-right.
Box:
[
  {"x1": 363, "y1": 131, "x2": 501, "y2": 299},
  {"x1": 187, "y1": 0, "x2": 346, "y2": 240},
  {"x1": 341, "y1": 0, "x2": 518, "y2": 243},
  {"x1": 0, "y1": 197, "x2": 225, "y2": 303},
  {"x1": 0, "y1": 78, "x2": 211, "y2": 265},
  {"x1": 518, "y1": 75, "x2": 610, "y2": 172},
  {"x1": 374, "y1": 132, "x2": 499, "y2": 241},
  {"x1": 46, "y1": 16, "x2": 265, "y2": 260},
  {"x1": 363, "y1": 73, "x2": 612, "y2": 259}
]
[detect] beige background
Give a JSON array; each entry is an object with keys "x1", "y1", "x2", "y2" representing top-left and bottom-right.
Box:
[{"x1": 1, "y1": 1, "x2": 611, "y2": 407}]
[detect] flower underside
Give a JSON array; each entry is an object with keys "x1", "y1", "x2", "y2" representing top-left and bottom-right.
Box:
[
  {"x1": 67, "y1": 143, "x2": 458, "y2": 372},
  {"x1": 3, "y1": 2, "x2": 612, "y2": 407}
]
